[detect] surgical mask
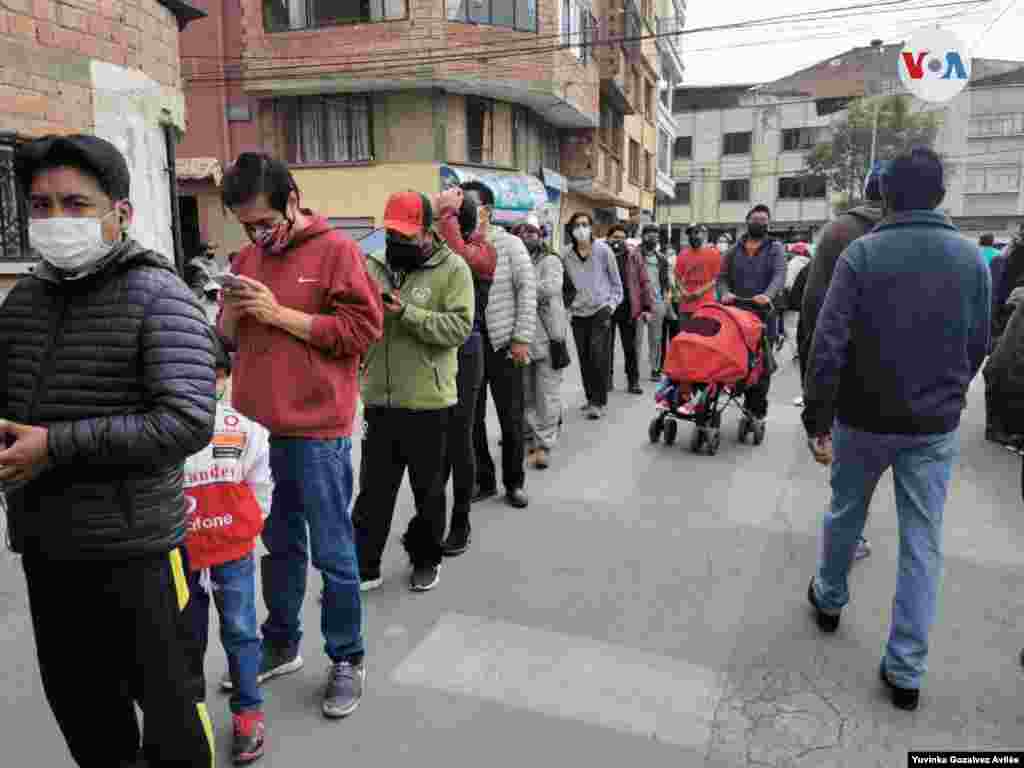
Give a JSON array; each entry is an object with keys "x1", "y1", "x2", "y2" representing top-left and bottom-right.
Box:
[
  {"x1": 747, "y1": 223, "x2": 768, "y2": 239},
  {"x1": 717, "y1": 242, "x2": 729, "y2": 253},
  {"x1": 573, "y1": 225, "x2": 591, "y2": 243},
  {"x1": 30, "y1": 212, "x2": 119, "y2": 274},
  {"x1": 386, "y1": 239, "x2": 427, "y2": 272}
]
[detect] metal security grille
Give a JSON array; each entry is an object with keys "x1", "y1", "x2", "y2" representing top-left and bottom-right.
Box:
[{"x1": 0, "y1": 138, "x2": 29, "y2": 263}]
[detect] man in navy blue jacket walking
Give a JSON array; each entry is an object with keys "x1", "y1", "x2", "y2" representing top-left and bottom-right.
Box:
[{"x1": 802, "y1": 148, "x2": 990, "y2": 712}]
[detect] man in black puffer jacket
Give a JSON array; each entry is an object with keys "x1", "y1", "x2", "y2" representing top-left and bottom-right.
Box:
[{"x1": 0, "y1": 135, "x2": 217, "y2": 768}]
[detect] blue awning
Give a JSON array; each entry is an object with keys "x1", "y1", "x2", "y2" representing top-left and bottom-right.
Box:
[{"x1": 440, "y1": 165, "x2": 548, "y2": 225}]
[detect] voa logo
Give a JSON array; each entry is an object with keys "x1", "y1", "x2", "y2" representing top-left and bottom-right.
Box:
[{"x1": 898, "y1": 28, "x2": 971, "y2": 103}]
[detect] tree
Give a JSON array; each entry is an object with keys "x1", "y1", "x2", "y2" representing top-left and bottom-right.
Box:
[{"x1": 804, "y1": 96, "x2": 942, "y2": 213}]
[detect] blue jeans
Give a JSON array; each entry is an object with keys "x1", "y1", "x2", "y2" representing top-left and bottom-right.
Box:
[
  {"x1": 813, "y1": 422, "x2": 959, "y2": 689},
  {"x1": 185, "y1": 554, "x2": 263, "y2": 713},
  {"x1": 262, "y1": 437, "x2": 364, "y2": 662}
]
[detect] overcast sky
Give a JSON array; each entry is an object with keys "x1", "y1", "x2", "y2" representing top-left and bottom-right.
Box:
[{"x1": 679, "y1": 0, "x2": 1024, "y2": 86}]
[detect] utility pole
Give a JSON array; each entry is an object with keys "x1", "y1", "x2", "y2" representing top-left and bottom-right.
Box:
[{"x1": 867, "y1": 39, "x2": 885, "y2": 173}]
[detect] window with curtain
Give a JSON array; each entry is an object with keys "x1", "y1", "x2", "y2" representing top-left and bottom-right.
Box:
[
  {"x1": 561, "y1": 0, "x2": 594, "y2": 62},
  {"x1": 657, "y1": 129, "x2": 669, "y2": 174},
  {"x1": 264, "y1": 0, "x2": 406, "y2": 32},
  {"x1": 628, "y1": 139, "x2": 640, "y2": 184},
  {"x1": 449, "y1": 0, "x2": 537, "y2": 31},
  {"x1": 467, "y1": 97, "x2": 494, "y2": 164},
  {"x1": 281, "y1": 94, "x2": 373, "y2": 165},
  {"x1": 0, "y1": 138, "x2": 29, "y2": 262}
]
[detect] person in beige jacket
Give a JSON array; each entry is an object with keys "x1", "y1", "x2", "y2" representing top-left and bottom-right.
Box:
[{"x1": 519, "y1": 215, "x2": 566, "y2": 469}]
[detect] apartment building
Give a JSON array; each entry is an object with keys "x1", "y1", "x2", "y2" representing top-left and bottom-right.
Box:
[
  {"x1": 0, "y1": 0, "x2": 205, "y2": 297},
  {"x1": 659, "y1": 42, "x2": 1024, "y2": 247},
  {"x1": 653, "y1": 0, "x2": 683, "y2": 232},
  {"x1": 177, "y1": 0, "x2": 684, "y2": 258}
]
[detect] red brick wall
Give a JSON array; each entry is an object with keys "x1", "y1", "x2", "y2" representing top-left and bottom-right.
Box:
[{"x1": 0, "y1": 0, "x2": 182, "y2": 137}]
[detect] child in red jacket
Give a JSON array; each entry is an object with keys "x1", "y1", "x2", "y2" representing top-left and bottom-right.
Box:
[{"x1": 183, "y1": 335, "x2": 273, "y2": 765}]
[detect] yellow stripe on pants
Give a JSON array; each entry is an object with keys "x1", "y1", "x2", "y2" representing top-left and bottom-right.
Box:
[
  {"x1": 169, "y1": 548, "x2": 190, "y2": 612},
  {"x1": 196, "y1": 702, "x2": 216, "y2": 768}
]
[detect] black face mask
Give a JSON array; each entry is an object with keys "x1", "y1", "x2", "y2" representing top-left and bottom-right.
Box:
[
  {"x1": 609, "y1": 240, "x2": 626, "y2": 254},
  {"x1": 688, "y1": 237, "x2": 704, "y2": 249},
  {"x1": 458, "y1": 197, "x2": 479, "y2": 240},
  {"x1": 748, "y1": 223, "x2": 768, "y2": 239},
  {"x1": 386, "y1": 241, "x2": 425, "y2": 273},
  {"x1": 643, "y1": 236, "x2": 659, "y2": 250}
]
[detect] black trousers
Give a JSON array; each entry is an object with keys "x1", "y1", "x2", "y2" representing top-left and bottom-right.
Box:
[
  {"x1": 353, "y1": 406, "x2": 450, "y2": 571},
  {"x1": 572, "y1": 311, "x2": 612, "y2": 407},
  {"x1": 22, "y1": 549, "x2": 214, "y2": 768},
  {"x1": 441, "y1": 333, "x2": 485, "y2": 532},
  {"x1": 474, "y1": 330, "x2": 526, "y2": 492},
  {"x1": 607, "y1": 307, "x2": 640, "y2": 387},
  {"x1": 660, "y1": 303, "x2": 680, "y2": 372}
]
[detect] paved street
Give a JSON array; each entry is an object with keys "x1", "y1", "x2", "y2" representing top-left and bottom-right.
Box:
[{"x1": 2, "y1": 335, "x2": 1023, "y2": 766}]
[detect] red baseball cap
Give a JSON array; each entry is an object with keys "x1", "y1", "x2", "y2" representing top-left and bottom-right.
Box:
[{"x1": 383, "y1": 191, "x2": 427, "y2": 237}]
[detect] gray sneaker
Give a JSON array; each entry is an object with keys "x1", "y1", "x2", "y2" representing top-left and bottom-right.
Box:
[
  {"x1": 221, "y1": 643, "x2": 303, "y2": 691},
  {"x1": 322, "y1": 660, "x2": 365, "y2": 719}
]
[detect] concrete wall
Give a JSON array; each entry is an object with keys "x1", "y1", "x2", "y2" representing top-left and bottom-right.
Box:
[{"x1": 291, "y1": 161, "x2": 440, "y2": 226}]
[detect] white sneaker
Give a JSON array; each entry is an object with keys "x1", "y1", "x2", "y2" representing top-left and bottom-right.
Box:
[
  {"x1": 360, "y1": 576, "x2": 383, "y2": 592},
  {"x1": 793, "y1": 396, "x2": 804, "y2": 407}
]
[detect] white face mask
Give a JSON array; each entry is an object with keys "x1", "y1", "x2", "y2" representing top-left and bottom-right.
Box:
[
  {"x1": 30, "y1": 212, "x2": 119, "y2": 274},
  {"x1": 573, "y1": 225, "x2": 591, "y2": 243}
]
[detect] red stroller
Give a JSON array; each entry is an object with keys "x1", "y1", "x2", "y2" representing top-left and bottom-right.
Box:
[{"x1": 648, "y1": 297, "x2": 775, "y2": 455}]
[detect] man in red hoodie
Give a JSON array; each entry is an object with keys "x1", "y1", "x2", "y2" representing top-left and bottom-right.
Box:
[{"x1": 218, "y1": 153, "x2": 384, "y2": 721}]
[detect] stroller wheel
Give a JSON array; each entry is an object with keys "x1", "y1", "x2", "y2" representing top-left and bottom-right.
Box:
[
  {"x1": 706, "y1": 430, "x2": 722, "y2": 455},
  {"x1": 737, "y1": 418, "x2": 750, "y2": 444},
  {"x1": 648, "y1": 416, "x2": 663, "y2": 444},
  {"x1": 752, "y1": 421, "x2": 766, "y2": 446},
  {"x1": 690, "y1": 426, "x2": 704, "y2": 454},
  {"x1": 664, "y1": 419, "x2": 678, "y2": 446}
]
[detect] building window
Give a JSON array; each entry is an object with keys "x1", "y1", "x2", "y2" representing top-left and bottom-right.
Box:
[
  {"x1": 448, "y1": 0, "x2": 537, "y2": 32},
  {"x1": 674, "y1": 181, "x2": 691, "y2": 204},
  {"x1": 644, "y1": 150, "x2": 653, "y2": 190},
  {"x1": 265, "y1": 0, "x2": 406, "y2": 32},
  {"x1": 657, "y1": 129, "x2": 670, "y2": 174},
  {"x1": 721, "y1": 178, "x2": 750, "y2": 202},
  {"x1": 645, "y1": 80, "x2": 655, "y2": 123},
  {"x1": 561, "y1": 0, "x2": 595, "y2": 62},
  {"x1": 964, "y1": 165, "x2": 1021, "y2": 194},
  {"x1": 967, "y1": 113, "x2": 1024, "y2": 138},
  {"x1": 467, "y1": 96, "x2": 494, "y2": 164},
  {"x1": 279, "y1": 94, "x2": 373, "y2": 165},
  {"x1": 512, "y1": 105, "x2": 528, "y2": 170},
  {"x1": 674, "y1": 136, "x2": 692, "y2": 159},
  {"x1": 599, "y1": 99, "x2": 624, "y2": 157},
  {"x1": 542, "y1": 123, "x2": 560, "y2": 171},
  {"x1": 0, "y1": 137, "x2": 29, "y2": 263},
  {"x1": 778, "y1": 176, "x2": 827, "y2": 199},
  {"x1": 780, "y1": 127, "x2": 824, "y2": 152},
  {"x1": 722, "y1": 132, "x2": 752, "y2": 155},
  {"x1": 628, "y1": 139, "x2": 640, "y2": 184}
]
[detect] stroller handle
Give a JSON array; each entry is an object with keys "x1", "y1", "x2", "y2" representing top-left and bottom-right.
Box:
[{"x1": 729, "y1": 296, "x2": 776, "y2": 317}]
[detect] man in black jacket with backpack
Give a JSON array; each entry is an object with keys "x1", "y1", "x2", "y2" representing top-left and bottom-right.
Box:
[{"x1": 0, "y1": 135, "x2": 217, "y2": 768}]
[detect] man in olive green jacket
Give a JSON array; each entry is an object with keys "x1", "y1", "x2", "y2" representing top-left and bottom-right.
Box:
[{"x1": 352, "y1": 191, "x2": 474, "y2": 593}]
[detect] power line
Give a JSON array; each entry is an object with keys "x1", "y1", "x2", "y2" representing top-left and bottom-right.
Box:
[
  {"x1": 178, "y1": 0, "x2": 990, "y2": 90},
  {"x1": 179, "y1": 0, "x2": 965, "y2": 62},
  {"x1": 971, "y1": 0, "x2": 1020, "y2": 47}
]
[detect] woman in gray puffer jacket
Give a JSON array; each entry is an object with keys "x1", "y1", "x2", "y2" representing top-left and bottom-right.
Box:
[{"x1": 519, "y1": 216, "x2": 567, "y2": 469}]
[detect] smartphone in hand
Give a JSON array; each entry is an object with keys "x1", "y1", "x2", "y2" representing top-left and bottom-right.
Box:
[{"x1": 211, "y1": 273, "x2": 248, "y2": 291}]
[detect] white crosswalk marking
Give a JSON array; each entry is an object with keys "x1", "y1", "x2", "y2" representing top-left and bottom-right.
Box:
[{"x1": 392, "y1": 612, "x2": 722, "y2": 748}]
